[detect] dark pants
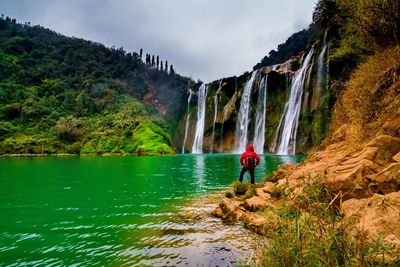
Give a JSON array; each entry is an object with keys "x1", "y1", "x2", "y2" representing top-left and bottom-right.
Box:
[{"x1": 239, "y1": 167, "x2": 255, "y2": 184}]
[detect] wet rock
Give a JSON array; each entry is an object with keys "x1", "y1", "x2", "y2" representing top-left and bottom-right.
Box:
[
  {"x1": 211, "y1": 198, "x2": 244, "y2": 223},
  {"x1": 341, "y1": 192, "x2": 400, "y2": 262}
]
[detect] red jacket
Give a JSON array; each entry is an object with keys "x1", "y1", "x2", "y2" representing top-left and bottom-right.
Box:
[{"x1": 240, "y1": 144, "x2": 260, "y2": 169}]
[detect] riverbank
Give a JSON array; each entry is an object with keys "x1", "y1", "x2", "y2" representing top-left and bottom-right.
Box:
[{"x1": 213, "y1": 134, "x2": 400, "y2": 265}]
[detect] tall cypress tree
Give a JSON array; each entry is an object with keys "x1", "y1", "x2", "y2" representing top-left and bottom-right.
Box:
[{"x1": 156, "y1": 56, "x2": 159, "y2": 69}]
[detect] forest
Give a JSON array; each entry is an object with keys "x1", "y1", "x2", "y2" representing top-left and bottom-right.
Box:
[{"x1": 0, "y1": 16, "x2": 192, "y2": 155}]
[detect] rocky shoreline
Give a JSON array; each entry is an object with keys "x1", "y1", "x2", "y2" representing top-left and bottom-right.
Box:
[{"x1": 212, "y1": 134, "x2": 400, "y2": 264}]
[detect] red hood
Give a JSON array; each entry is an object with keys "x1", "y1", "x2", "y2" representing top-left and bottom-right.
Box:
[{"x1": 246, "y1": 144, "x2": 254, "y2": 152}]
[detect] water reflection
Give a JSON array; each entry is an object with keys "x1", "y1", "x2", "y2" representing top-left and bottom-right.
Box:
[
  {"x1": 193, "y1": 155, "x2": 205, "y2": 192},
  {"x1": 276, "y1": 154, "x2": 300, "y2": 164}
]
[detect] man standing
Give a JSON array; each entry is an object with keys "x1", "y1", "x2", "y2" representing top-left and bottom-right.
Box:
[{"x1": 239, "y1": 144, "x2": 260, "y2": 184}]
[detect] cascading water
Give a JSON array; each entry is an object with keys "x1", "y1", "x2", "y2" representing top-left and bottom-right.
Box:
[
  {"x1": 233, "y1": 70, "x2": 258, "y2": 153},
  {"x1": 181, "y1": 90, "x2": 193, "y2": 153},
  {"x1": 253, "y1": 76, "x2": 267, "y2": 154},
  {"x1": 210, "y1": 81, "x2": 222, "y2": 153},
  {"x1": 274, "y1": 48, "x2": 315, "y2": 154},
  {"x1": 192, "y1": 83, "x2": 208, "y2": 154},
  {"x1": 315, "y1": 31, "x2": 328, "y2": 108}
]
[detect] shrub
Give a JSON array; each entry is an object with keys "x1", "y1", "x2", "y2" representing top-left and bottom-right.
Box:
[{"x1": 231, "y1": 181, "x2": 249, "y2": 195}]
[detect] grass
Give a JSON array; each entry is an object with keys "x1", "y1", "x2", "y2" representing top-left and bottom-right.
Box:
[
  {"x1": 231, "y1": 181, "x2": 257, "y2": 199},
  {"x1": 332, "y1": 46, "x2": 400, "y2": 144},
  {"x1": 254, "y1": 178, "x2": 399, "y2": 266}
]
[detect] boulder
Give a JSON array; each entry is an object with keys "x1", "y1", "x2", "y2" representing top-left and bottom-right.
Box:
[
  {"x1": 211, "y1": 198, "x2": 244, "y2": 222},
  {"x1": 341, "y1": 192, "x2": 400, "y2": 262},
  {"x1": 242, "y1": 211, "x2": 282, "y2": 236},
  {"x1": 243, "y1": 196, "x2": 271, "y2": 212},
  {"x1": 322, "y1": 135, "x2": 400, "y2": 198}
]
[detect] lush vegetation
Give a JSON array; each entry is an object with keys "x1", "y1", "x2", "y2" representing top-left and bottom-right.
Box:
[
  {"x1": 0, "y1": 16, "x2": 192, "y2": 155},
  {"x1": 256, "y1": 178, "x2": 398, "y2": 266},
  {"x1": 253, "y1": 24, "x2": 318, "y2": 70}
]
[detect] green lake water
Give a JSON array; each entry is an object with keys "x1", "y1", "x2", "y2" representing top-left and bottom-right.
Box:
[{"x1": 0, "y1": 154, "x2": 303, "y2": 266}]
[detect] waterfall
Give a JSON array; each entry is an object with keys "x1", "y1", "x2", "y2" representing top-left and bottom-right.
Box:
[
  {"x1": 192, "y1": 83, "x2": 208, "y2": 154},
  {"x1": 210, "y1": 81, "x2": 222, "y2": 153},
  {"x1": 274, "y1": 48, "x2": 315, "y2": 154},
  {"x1": 253, "y1": 75, "x2": 267, "y2": 154},
  {"x1": 181, "y1": 90, "x2": 193, "y2": 153},
  {"x1": 233, "y1": 70, "x2": 258, "y2": 153},
  {"x1": 315, "y1": 31, "x2": 328, "y2": 108}
]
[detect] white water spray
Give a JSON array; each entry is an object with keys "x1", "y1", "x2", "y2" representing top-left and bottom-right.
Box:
[
  {"x1": 233, "y1": 70, "x2": 258, "y2": 153},
  {"x1": 210, "y1": 81, "x2": 222, "y2": 153},
  {"x1": 192, "y1": 83, "x2": 208, "y2": 154},
  {"x1": 253, "y1": 75, "x2": 267, "y2": 154},
  {"x1": 181, "y1": 90, "x2": 193, "y2": 153},
  {"x1": 315, "y1": 31, "x2": 328, "y2": 107},
  {"x1": 274, "y1": 48, "x2": 315, "y2": 154}
]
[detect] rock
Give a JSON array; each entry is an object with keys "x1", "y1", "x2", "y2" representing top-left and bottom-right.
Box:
[
  {"x1": 261, "y1": 182, "x2": 276, "y2": 194},
  {"x1": 211, "y1": 198, "x2": 244, "y2": 222},
  {"x1": 242, "y1": 211, "x2": 282, "y2": 236},
  {"x1": 366, "y1": 135, "x2": 400, "y2": 157},
  {"x1": 367, "y1": 163, "x2": 400, "y2": 194},
  {"x1": 393, "y1": 152, "x2": 400, "y2": 162},
  {"x1": 243, "y1": 196, "x2": 271, "y2": 212},
  {"x1": 242, "y1": 213, "x2": 268, "y2": 235},
  {"x1": 322, "y1": 135, "x2": 400, "y2": 198},
  {"x1": 332, "y1": 124, "x2": 350, "y2": 142},
  {"x1": 255, "y1": 187, "x2": 272, "y2": 199},
  {"x1": 341, "y1": 192, "x2": 400, "y2": 262}
]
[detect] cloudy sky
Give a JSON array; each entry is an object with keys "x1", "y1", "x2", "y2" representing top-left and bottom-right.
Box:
[{"x1": 1, "y1": 0, "x2": 317, "y2": 82}]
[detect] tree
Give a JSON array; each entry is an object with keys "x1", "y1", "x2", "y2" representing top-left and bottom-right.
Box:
[
  {"x1": 156, "y1": 56, "x2": 159, "y2": 69},
  {"x1": 151, "y1": 55, "x2": 155, "y2": 67},
  {"x1": 146, "y1": 54, "x2": 150, "y2": 66},
  {"x1": 160, "y1": 60, "x2": 164, "y2": 71},
  {"x1": 169, "y1": 65, "x2": 175, "y2": 75},
  {"x1": 165, "y1": 61, "x2": 168, "y2": 73},
  {"x1": 139, "y1": 48, "x2": 143, "y2": 60},
  {"x1": 313, "y1": 0, "x2": 339, "y2": 29}
]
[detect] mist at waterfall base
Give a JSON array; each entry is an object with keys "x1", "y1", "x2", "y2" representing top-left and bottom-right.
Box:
[
  {"x1": 0, "y1": 154, "x2": 303, "y2": 266},
  {"x1": 183, "y1": 37, "x2": 330, "y2": 156}
]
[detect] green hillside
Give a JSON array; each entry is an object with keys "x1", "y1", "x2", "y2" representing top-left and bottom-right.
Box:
[{"x1": 0, "y1": 17, "x2": 192, "y2": 155}]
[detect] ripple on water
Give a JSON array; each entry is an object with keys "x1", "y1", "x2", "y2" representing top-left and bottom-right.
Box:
[{"x1": 127, "y1": 192, "x2": 260, "y2": 266}]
